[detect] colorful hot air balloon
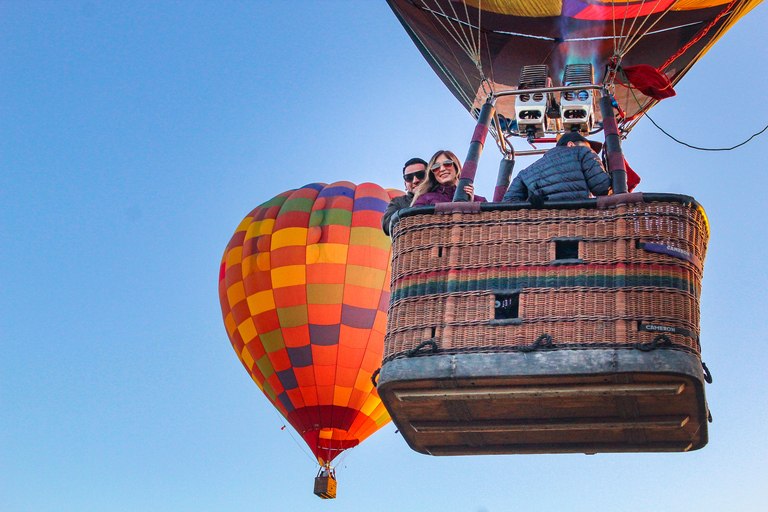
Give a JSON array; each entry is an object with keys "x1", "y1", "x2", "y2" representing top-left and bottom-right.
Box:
[
  {"x1": 218, "y1": 182, "x2": 400, "y2": 468},
  {"x1": 386, "y1": 0, "x2": 762, "y2": 133}
]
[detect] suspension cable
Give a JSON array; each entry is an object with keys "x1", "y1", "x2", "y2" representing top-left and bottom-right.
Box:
[
  {"x1": 420, "y1": 1, "x2": 479, "y2": 66},
  {"x1": 624, "y1": 70, "x2": 768, "y2": 150},
  {"x1": 617, "y1": 0, "x2": 667, "y2": 56},
  {"x1": 617, "y1": 0, "x2": 633, "y2": 52},
  {"x1": 617, "y1": 0, "x2": 662, "y2": 56},
  {"x1": 642, "y1": 111, "x2": 767, "y2": 151},
  {"x1": 622, "y1": 1, "x2": 679, "y2": 56},
  {"x1": 612, "y1": 0, "x2": 618, "y2": 57},
  {"x1": 412, "y1": 3, "x2": 475, "y2": 108},
  {"x1": 268, "y1": 406, "x2": 319, "y2": 466},
  {"x1": 453, "y1": 0, "x2": 478, "y2": 61},
  {"x1": 657, "y1": 0, "x2": 739, "y2": 71}
]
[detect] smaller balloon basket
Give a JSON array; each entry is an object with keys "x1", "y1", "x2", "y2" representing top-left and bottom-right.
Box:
[
  {"x1": 314, "y1": 466, "x2": 337, "y2": 499},
  {"x1": 377, "y1": 193, "x2": 711, "y2": 456}
]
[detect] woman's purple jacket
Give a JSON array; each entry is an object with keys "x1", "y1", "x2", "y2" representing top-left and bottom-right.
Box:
[{"x1": 412, "y1": 184, "x2": 487, "y2": 206}]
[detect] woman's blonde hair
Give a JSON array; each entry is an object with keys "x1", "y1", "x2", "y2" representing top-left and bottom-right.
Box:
[{"x1": 410, "y1": 150, "x2": 462, "y2": 206}]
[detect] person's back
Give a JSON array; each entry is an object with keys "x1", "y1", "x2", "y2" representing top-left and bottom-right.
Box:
[{"x1": 503, "y1": 133, "x2": 610, "y2": 203}]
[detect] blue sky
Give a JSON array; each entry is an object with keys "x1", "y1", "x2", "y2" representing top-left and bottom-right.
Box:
[{"x1": 2, "y1": 2, "x2": 767, "y2": 511}]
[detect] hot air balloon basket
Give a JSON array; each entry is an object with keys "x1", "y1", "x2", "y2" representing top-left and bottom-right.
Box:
[
  {"x1": 378, "y1": 193, "x2": 711, "y2": 455},
  {"x1": 314, "y1": 474, "x2": 337, "y2": 499}
]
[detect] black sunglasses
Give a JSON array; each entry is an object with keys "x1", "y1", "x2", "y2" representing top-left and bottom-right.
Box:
[
  {"x1": 404, "y1": 170, "x2": 426, "y2": 182},
  {"x1": 430, "y1": 159, "x2": 455, "y2": 171}
]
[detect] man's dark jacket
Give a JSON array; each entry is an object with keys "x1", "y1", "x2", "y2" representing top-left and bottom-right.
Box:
[
  {"x1": 503, "y1": 146, "x2": 611, "y2": 202},
  {"x1": 381, "y1": 192, "x2": 413, "y2": 235}
]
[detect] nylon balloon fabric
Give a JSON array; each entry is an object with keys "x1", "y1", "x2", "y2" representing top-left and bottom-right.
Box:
[
  {"x1": 387, "y1": 0, "x2": 762, "y2": 132},
  {"x1": 219, "y1": 182, "x2": 403, "y2": 465}
]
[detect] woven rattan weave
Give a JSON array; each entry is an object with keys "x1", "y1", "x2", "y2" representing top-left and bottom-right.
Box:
[
  {"x1": 385, "y1": 196, "x2": 708, "y2": 360},
  {"x1": 378, "y1": 194, "x2": 710, "y2": 455}
]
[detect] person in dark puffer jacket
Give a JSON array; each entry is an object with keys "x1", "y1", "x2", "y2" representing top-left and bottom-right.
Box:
[{"x1": 502, "y1": 132, "x2": 611, "y2": 204}]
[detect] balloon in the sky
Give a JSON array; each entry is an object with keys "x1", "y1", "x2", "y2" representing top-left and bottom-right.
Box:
[
  {"x1": 219, "y1": 182, "x2": 400, "y2": 465},
  {"x1": 387, "y1": 0, "x2": 761, "y2": 131}
]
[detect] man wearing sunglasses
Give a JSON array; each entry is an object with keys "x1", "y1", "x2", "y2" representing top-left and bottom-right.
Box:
[{"x1": 381, "y1": 157, "x2": 427, "y2": 235}]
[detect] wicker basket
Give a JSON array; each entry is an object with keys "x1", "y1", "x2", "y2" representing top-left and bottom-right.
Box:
[
  {"x1": 385, "y1": 194, "x2": 708, "y2": 360},
  {"x1": 378, "y1": 193, "x2": 711, "y2": 455}
]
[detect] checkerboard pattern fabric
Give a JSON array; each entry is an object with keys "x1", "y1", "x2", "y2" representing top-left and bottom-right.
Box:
[{"x1": 219, "y1": 182, "x2": 402, "y2": 464}]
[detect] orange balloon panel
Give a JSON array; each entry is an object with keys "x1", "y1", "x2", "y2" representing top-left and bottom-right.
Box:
[{"x1": 219, "y1": 182, "x2": 402, "y2": 465}]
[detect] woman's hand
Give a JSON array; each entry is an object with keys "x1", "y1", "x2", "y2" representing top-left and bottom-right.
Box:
[{"x1": 463, "y1": 183, "x2": 475, "y2": 201}]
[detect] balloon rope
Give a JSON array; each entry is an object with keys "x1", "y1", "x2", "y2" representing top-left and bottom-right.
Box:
[
  {"x1": 620, "y1": 1, "x2": 679, "y2": 56},
  {"x1": 416, "y1": 1, "x2": 478, "y2": 107},
  {"x1": 446, "y1": 0, "x2": 472, "y2": 57},
  {"x1": 453, "y1": 0, "x2": 483, "y2": 75},
  {"x1": 268, "y1": 407, "x2": 320, "y2": 465},
  {"x1": 411, "y1": 1, "x2": 472, "y2": 109},
  {"x1": 643, "y1": 109, "x2": 767, "y2": 151},
  {"x1": 443, "y1": 0, "x2": 476, "y2": 59},
  {"x1": 617, "y1": 0, "x2": 633, "y2": 52},
  {"x1": 421, "y1": 1, "x2": 478, "y2": 64},
  {"x1": 616, "y1": 0, "x2": 666, "y2": 56},
  {"x1": 624, "y1": 68, "x2": 768, "y2": 151},
  {"x1": 657, "y1": 0, "x2": 739, "y2": 72},
  {"x1": 616, "y1": 0, "x2": 652, "y2": 55},
  {"x1": 482, "y1": 30, "x2": 494, "y2": 85},
  {"x1": 333, "y1": 445, "x2": 354, "y2": 472},
  {"x1": 475, "y1": 0, "x2": 483, "y2": 75},
  {"x1": 420, "y1": 0, "x2": 484, "y2": 77},
  {"x1": 454, "y1": 0, "x2": 478, "y2": 62},
  {"x1": 611, "y1": 0, "x2": 617, "y2": 57}
]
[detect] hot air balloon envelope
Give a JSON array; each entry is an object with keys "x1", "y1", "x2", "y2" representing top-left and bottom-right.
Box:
[
  {"x1": 387, "y1": 0, "x2": 762, "y2": 132},
  {"x1": 219, "y1": 182, "x2": 401, "y2": 465}
]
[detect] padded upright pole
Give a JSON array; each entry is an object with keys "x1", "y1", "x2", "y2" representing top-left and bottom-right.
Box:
[
  {"x1": 493, "y1": 155, "x2": 515, "y2": 202},
  {"x1": 454, "y1": 98, "x2": 496, "y2": 202},
  {"x1": 599, "y1": 94, "x2": 628, "y2": 194}
]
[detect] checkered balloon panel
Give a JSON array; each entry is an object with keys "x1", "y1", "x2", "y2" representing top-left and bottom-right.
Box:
[{"x1": 219, "y1": 182, "x2": 403, "y2": 464}]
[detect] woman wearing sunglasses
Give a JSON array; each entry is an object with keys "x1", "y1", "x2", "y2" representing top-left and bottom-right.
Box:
[{"x1": 411, "y1": 150, "x2": 487, "y2": 206}]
